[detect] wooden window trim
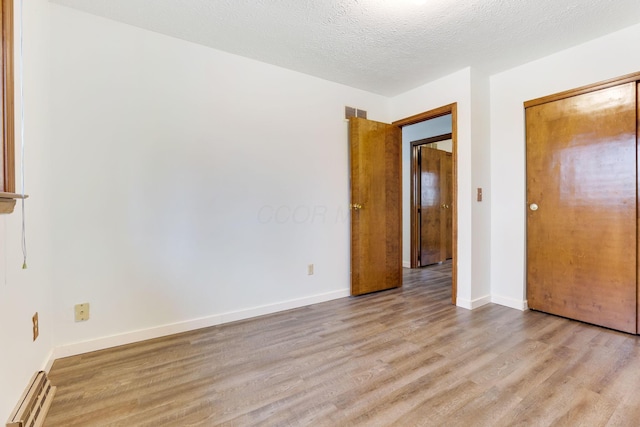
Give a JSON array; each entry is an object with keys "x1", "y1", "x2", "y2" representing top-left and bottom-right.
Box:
[
  {"x1": 1, "y1": 0, "x2": 14, "y2": 194},
  {"x1": 0, "y1": 0, "x2": 25, "y2": 214}
]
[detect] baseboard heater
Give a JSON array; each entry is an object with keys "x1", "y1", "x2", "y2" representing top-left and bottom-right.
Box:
[{"x1": 6, "y1": 371, "x2": 56, "y2": 427}]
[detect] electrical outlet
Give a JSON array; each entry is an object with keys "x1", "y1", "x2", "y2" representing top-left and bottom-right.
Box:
[
  {"x1": 32, "y1": 312, "x2": 39, "y2": 341},
  {"x1": 75, "y1": 303, "x2": 90, "y2": 322},
  {"x1": 308, "y1": 264, "x2": 314, "y2": 275}
]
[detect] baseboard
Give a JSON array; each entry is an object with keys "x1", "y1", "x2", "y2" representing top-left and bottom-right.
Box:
[
  {"x1": 43, "y1": 347, "x2": 56, "y2": 373},
  {"x1": 51, "y1": 289, "x2": 350, "y2": 362},
  {"x1": 402, "y1": 261, "x2": 411, "y2": 268},
  {"x1": 491, "y1": 295, "x2": 528, "y2": 311},
  {"x1": 456, "y1": 295, "x2": 491, "y2": 310}
]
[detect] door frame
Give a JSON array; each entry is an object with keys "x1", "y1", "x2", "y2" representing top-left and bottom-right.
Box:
[
  {"x1": 410, "y1": 133, "x2": 453, "y2": 268},
  {"x1": 393, "y1": 103, "x2": 458, "y2": 305}
]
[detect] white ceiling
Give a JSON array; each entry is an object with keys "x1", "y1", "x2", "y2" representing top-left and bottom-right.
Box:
[{"x1": 49, "y1": 0, "x2": 640, "y2": 96}]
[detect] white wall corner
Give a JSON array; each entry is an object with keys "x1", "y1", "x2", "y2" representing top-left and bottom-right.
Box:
[
  {"x1": 49, "y1": 289, "x2": 349, "y2": 363},
  {"x1": 402, "y1": 261, "x2": 411, "y2": 268},
  {"x1": 491, "y1": 295, "x2": 528, "y2": 311},
  {"x1": 43, "y1": 348, "x2": 57, "y2": 373},
  {"x1": 456, "y1": 294, "x2": 491, "y2": 310}
]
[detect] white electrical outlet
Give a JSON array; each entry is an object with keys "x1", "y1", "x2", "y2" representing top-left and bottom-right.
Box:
[{"x1": 308, "y1": 264, "x2": 314, "y2": 275}]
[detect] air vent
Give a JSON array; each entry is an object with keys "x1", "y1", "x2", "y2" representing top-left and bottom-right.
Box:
[
  {"x1": 6, "y1": 371, "x2": 57, "y2": 427},
  {"x1": 345, "y1": 106, "x2": 367, "y2": 120}
]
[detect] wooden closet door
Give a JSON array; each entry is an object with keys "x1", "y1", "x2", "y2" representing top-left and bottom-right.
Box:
[{"x1": 526, "y1": 82, "x2": 637, "y2": 333}]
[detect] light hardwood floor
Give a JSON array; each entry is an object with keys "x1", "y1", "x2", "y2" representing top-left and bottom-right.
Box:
[{"x1": 45, "y1": 262, "x2": 640, "y2": 426}]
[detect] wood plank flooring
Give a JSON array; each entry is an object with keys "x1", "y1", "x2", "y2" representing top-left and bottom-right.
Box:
[{"x1": 45, "y1": 262, "x2": 640, "y2": 426}]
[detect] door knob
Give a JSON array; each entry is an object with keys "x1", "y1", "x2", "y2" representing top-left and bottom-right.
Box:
[
  {"x1": 350, "y1": 203, "x2": 363, "y2": 211},
  {"x1": 529, "y1": 203, "x2": 538, "y2": 211}
]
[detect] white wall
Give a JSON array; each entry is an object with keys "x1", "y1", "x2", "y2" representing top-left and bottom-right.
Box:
[
  {"x1": 490, "y1": 22, "x2": 640, "y2": 308},
  {"x1": 3, "y1": 8, "x2": 637, "y2": 417},
  {"x1": 401, "y1": 115, "x2": 452, "y2": 266},
  {"x1": 0, "y1": 0, "x2": 54, "y2": 420},
  {"x1": 435, "y1": 140, "x2": 453, "y2": 153},
  {"x1": 469, "y1": 68, "x2": 492, "y2": 305},
  {"x1": 49, "y1": 5, "x2": 390, "y2": 356}
]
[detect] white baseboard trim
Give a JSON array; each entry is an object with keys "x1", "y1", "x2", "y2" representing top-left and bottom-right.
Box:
[
  {"x1": 43, "y1": 348, "x2": 56, "y2": 373},
  {"x1": 51, "y1": 289, "x2": 350, "y2": 361},
  {"x1": 491, "y1": 295, "x2": 528, "y2": 311},
  {"x1": 402, "y1": 261, "x2": 411, "y2": 268},
  {"x1": 456, "y1": 295, "x2": 491, "y2": 310}
]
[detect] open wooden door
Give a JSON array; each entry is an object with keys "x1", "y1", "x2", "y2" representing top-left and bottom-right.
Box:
[
  {"x1": 526, "y1": 82, "x2": 637, "y2": 333},
  {"x1": 442, "y1": 152, "x2": 453, "y2": 260},
  {"x1": 419, "y1": 146, "x2": 443, "y2": 266},
  {"x1": 418, "y1": 147, "x2": 453, "y2": 266},
  {"x1": 350, "y1": 117, "x2": 402, "y2": 296}
]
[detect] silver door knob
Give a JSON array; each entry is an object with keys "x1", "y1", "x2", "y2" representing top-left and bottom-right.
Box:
[{"x1": 529, "y1": 203, "x2": 538, "y2": 211}]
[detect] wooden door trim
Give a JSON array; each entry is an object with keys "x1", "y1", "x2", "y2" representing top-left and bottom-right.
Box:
[
  {"x1": 393, "y1": 104, "x2": 456, "y2": 127},
  {"x1": 410, "y1": 133, "x2": 453, "y2": 268},
  {"x1": 411, "y1": 133, "x2": 453, "y2": 148},
  {"x1": 524, "y1": 71, "x2": 640, "y2": 108},
  {"x1": 394, "y1": 104, "x2": 458, "y2": 306}
]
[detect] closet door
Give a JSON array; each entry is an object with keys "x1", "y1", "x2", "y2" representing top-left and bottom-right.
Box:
[{"x1": 526, "y1": 82, "x2": 637, "y2": 333}]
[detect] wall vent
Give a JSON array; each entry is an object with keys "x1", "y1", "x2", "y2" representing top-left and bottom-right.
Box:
[
  {"x1": 345, "y1": 106, "x2": 367, "y2": 120},
  {"x1": 6, "y1": 371, "x2": 56, "y2": 427}
]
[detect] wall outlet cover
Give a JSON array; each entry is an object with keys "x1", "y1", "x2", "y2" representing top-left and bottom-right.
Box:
[{"x1": 75, "y1": 303, "x2": 90, "y2": 322}]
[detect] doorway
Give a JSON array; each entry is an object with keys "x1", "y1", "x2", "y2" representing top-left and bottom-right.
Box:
[
  {"x1": 412, "y1": 135, "x2": 453, "y2": 267},
  {"x1": 349, "y1": 104, "x2": 458, "y2": 304},
  {"x1": 393, "y1": 104, "x2": 458, "y2": 305}
]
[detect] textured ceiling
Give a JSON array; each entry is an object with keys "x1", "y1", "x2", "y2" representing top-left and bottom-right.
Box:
[{"x1": 49, "y1": 0, "x2": 640, "y2": 96}]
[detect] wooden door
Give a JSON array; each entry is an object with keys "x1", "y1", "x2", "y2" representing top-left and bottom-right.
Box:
[
  {"x1": 526, "y1": 82, "x2": 637, "y2": 333},
  {"x1": 419, "y1": 147, "x2": 452, "y2": 266},
  {"x1": 442, "y1": 152, "x2": 453, "y2": 260},
  {"x1": 350, "y1": 117, "x2": 402, "y2": 296},
  {"x1": 420, "y1": 147, "x2": 443, "y2": 265}
]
